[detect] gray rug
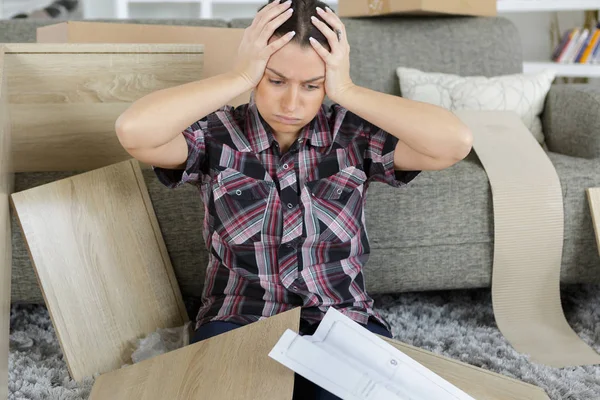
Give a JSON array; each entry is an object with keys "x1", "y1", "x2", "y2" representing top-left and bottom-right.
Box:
[{"x1": 9, "y1": 284, "x2": 600, "y2": 399}]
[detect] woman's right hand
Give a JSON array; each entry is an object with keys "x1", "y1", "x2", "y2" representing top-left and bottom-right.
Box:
[{"x1": 232, "y1": 0, "x2": 296, "y2": 88}]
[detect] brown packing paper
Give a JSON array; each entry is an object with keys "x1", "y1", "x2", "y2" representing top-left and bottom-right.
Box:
[
  {"x1": 456, "y1": 110, "x2": 600, "y2": 368},
  {"x1": 338, "y1": 0, "x2": 496, "y2": 17},
  {"x1": 587, "y1": 188, "x2": 600, "y2": 258},
  {"x1": 37, "y1": 22, "x2": 249, "y2": 107}
]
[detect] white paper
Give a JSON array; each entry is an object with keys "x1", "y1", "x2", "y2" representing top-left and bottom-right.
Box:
[{"x1": 269, "y1": 307, "x2": 476, "y2": 400}]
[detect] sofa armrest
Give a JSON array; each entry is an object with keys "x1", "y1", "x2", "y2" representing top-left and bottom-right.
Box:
[{"x1": 542, "y1": 84, "x2": 600, "y2": 159}]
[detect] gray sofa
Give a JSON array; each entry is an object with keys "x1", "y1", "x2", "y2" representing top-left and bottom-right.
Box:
[{"x1": 7, "y1": 16, "x2": 600, "y2": 319}]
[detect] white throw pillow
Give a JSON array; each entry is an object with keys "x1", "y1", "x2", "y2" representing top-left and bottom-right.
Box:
[{"x1": 396, "y1": 67, "x2": 557, "y2": 146}]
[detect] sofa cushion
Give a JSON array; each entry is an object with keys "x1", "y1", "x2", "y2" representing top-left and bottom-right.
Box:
[
  {"x1": 396, "y1": 67, "x2": 556, "y2": 146},
  {"x1": 229, "y1": 16, "x2": 523, "y2": 97}
]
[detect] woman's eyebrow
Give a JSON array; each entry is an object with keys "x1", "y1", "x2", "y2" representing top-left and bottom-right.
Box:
[{"x1": 266, "y1": 67, "x2": 325, "y2": 83}]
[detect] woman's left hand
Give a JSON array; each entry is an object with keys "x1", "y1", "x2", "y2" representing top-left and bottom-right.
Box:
[{"x1": 310, "y1": 7, "x2": 355, "y2": 103}]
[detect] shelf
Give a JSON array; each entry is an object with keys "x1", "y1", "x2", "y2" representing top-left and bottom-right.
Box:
[
  {"x1": 523, "y1": 61, "x2": 600, "y2": 77},
  {"x1": 497, "y1": 0, "x2": 600, "y2": 12}
]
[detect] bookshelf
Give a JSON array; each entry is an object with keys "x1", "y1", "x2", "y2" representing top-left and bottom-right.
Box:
[
  {"x1": 497, "y1": 1, "x2": 600, "y2": 78},
  {"x1": 524, "y1": 61, "x2": 600, "y2": 77}
]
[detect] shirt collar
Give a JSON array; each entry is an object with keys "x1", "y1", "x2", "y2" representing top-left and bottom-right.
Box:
[{"x1": 245, "y1": 90, "x2": 333, "y2": 154}]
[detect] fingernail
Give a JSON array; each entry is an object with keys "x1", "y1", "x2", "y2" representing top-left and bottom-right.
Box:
[
  {"x1": 284, "y1": 0, "x2": 291, "y2": 4},
  {"x1": 326, "y1": 6, "x2": 333, "y2": 12},
  {"x1": 288, "y1": 31, "x2": 296, "y2": 36},
  {"x1": 287, "y1": 8, "x2": 293, "y2": 12},
  {"x1": 311, "y1": 16, "x2": 317, "y2": 21},
  {"x1": 316, "y1": 6, "x2": 324, "y2": 13}
]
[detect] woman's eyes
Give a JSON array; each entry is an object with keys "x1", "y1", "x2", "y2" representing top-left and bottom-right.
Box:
[{"x1": 269, "y1": 79, "x2": 319, "y2": 90}]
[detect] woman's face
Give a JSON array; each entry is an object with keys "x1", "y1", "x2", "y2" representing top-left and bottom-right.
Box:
[{"x1": 255, "y1": 39, "x2": 326, "y2": 140}]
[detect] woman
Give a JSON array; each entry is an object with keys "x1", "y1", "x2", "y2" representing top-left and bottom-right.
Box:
[{"x1": 115, "y1": 0, "x2": 472, "y2": 398}]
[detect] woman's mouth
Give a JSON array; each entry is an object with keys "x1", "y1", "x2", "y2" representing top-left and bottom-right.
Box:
[{"x1": 275, "y1": 115, "x2": 301, "y2": 124}]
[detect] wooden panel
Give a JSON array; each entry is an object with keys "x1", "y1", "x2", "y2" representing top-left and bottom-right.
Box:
[
  {"x1": 89, "y1": 307, "x2": 300, "y2": 400},
  {"x1": 10, "y1": 159, "x2": 188, "y2": 382},
  {"x1": 4, "y1": 43, "x2": 203, "y2": 172},
  {"x1": 381, "y1": 337, "x2": 550, "y2": 399},
  {"x1": 88, "y1": 304, "x2": 547, "y2": 400},
  {"x1": 587, "y1": 187, "x2": 600, "y2": 258},
  {"x1": 3, "y1": 43, "x2": 203, "y2": 53},
  {"x1": 0, "y1": 47, "x2": 14, "y2": 400}
]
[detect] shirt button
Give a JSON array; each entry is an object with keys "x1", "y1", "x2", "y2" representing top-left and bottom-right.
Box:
[
  {"x1": 283, "y1": 163, "x2": 289, "y2": 169},
  {"x1": 298, "y1": 138, "x2": 303, "y2": 143},
  {"x1": 287, "y1": 203, "x2": 293, "y2": 209}
]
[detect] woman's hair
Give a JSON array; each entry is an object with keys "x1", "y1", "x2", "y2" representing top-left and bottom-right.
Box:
[{"x1": 258, "y1": 0, "x2": 336, "y2": 52}]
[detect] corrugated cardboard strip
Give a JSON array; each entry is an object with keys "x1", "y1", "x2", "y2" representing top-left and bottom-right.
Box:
[{"x1": 456, "y1": 110, "x2": 600, "y2": 368}]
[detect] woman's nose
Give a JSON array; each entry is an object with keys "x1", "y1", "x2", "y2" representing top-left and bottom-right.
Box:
[{"x1": 282, "y1": 88, "x2": 299, "y2": 113}]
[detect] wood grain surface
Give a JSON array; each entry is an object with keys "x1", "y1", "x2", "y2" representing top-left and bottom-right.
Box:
[
  {"x1": 89, "y1": 307, "x2": 300, "y2": 400},
  {"x1": 381, "y1": 337, "x2": 550, "y2": 400},
  {"x1": 3, "y1": 43, "x2": 203, "y2": 172},
  {"x1": 0, "y1": 46, "x2": 14, "y2": 400},
  {"x1": 10, "y1": 159, "x2": 188, "y2": 382}
]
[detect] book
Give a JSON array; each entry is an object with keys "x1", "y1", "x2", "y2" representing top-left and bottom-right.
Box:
[
  {"x1": 567, "y1": 28, "x2": 588, "y2": 63},
  {"x1": 580, "y1": 28, "x2": 600, "y2": 63},
  {"x1": 552, "y1": 28, "x2": 574, "y2": 61},
  {"x1": 557, "y1": 28, "x2": 580, "y2": 63}
]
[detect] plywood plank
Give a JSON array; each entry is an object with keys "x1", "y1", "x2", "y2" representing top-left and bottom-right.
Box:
[
  {"x1": 0, "y1": 47, "x2": 14, "y2": 400},
  {"x1": 89, "y1": 307, "x2": 300, "y2": 400},
  {"x1": 10, "y1": 159, "x2": 188, "y2": 382},
  {"x1": 4, "y1": 43, "x2": 203, "y2": 172}
]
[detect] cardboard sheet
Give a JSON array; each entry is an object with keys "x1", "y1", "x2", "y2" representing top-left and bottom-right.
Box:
[
  {"x1": 456, "y1": 110, "x2": 600, "y2": 368},
  {"x1": 338, "y1": 0, "x2": 496, "y2": 17}
]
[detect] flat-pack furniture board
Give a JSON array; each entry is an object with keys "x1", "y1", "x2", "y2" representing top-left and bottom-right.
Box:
[
  {"x1": 10, "y1": 159, "x2": 189, "y2": 382},
  {"x1": 0, "y1": 46, "x2": 13, "y2": 400},
  {"x1": 0, "y1": 43, "x2": 205, "y2": 390},
  {"x1": 89, "y1": 306, "x2": 549, "y2": 400}
]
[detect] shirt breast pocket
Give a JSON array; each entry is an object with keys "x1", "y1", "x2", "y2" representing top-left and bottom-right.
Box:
[
  {"x1": 305, "y1": 165, "x2": 367, "y2": 244},
  {"x1": 212, "y1": 168, "x2": 273, "y2": 246}
]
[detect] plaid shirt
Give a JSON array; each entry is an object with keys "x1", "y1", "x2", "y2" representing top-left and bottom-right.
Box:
[{"x1": 153, "y1": 92, "x2": 420, "y2": 333}]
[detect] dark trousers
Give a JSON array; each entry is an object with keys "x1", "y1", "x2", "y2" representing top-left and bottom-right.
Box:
[{"x1": 190, "y1": 317, "x2": 393, "y2": 400}]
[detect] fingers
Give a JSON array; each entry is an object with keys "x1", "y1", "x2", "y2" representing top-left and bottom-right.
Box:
[
  {"x1": 263, "y1": 30, "x2": 296, "y2": 57},
  {"x1": 253, "y1": 0, "x2": 292, "y2": 31},
  {"x1": 308, "y1": 36, "x2": 331, "y2": 61},
  {"x1": 313, "y1": 6, "x2": 346, "y2": 46},
  {"x1": 258, "y1": 5, "x2": 294, "y2": 43}
]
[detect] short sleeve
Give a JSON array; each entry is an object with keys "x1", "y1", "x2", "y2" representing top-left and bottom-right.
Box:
[
  {"x1": 363, "y1": 122, "x2": 420, "y2": 188},
  {"x1": 152, "y1": 117, "x2": 208, "y2": 188}
]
